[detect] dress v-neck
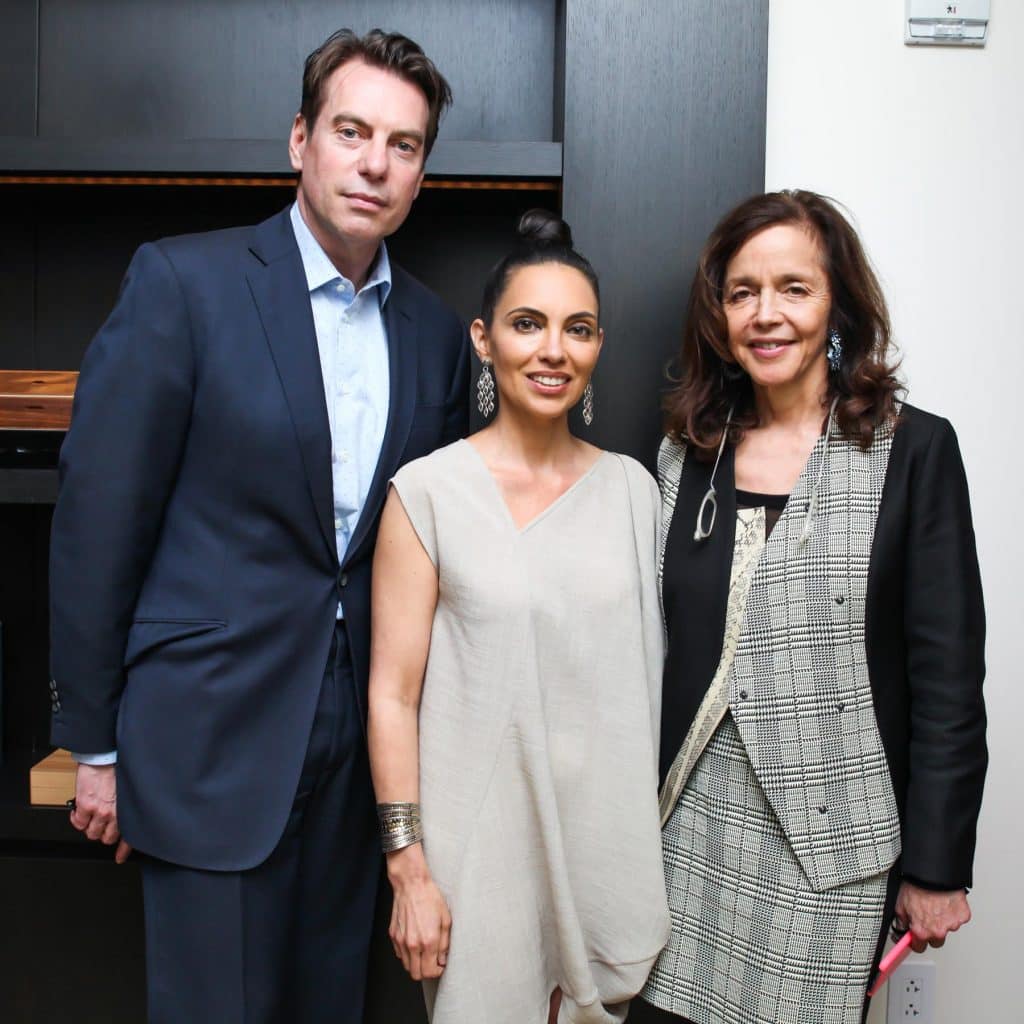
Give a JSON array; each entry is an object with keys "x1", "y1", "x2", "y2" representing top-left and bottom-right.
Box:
[{"x1": 459, "y1": 438, "x2": 610, "y2": 535}]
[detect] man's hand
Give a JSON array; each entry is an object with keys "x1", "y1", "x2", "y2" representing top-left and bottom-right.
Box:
[
  {"x1": 70, "y1": 763, "x2": 132, "y2": 863},
  {"x1": 894, "y1": 881, "x2": 971, "y2": 952}
]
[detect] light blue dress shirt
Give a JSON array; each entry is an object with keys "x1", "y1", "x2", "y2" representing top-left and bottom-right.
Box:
[
  {"x1": 72, "y1": 205, "x2": 392, "y2": 764},
  {"x1": 289, "y1": 202, "x2": 392, "y2": 614}
]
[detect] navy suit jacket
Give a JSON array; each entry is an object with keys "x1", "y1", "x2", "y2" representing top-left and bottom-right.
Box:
[{"x1": 50, "y1": 208, "x2": 469, "y2": 870}]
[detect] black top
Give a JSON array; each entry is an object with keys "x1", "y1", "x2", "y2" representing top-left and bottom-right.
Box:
[{"x1": 735, "y1": 487, "x2": 787, "y2": 536}]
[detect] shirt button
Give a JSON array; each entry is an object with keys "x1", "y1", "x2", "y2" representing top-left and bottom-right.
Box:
[
  {"x1": 334, "y1": 517, "x2": 342, "y2": 530},
  {"x1": 340, "y1": 451, "x2": 350, "y2": 463}
]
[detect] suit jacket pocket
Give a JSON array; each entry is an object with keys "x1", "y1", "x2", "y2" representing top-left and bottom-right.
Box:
[{"x1": 124, "y1": 618, "x2": 227, "y2": 669}]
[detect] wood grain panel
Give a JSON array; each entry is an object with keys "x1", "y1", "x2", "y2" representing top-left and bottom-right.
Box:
[
  {"x1": 0, "y1": 370, "x2": 77, "y2": 430},
  {"x1": 0, "y1": 174, "x2": 558, "y2": 190},
  {"x1": 29, "y1": 747, "x2": 76, "y2": 806},
  {"x1": 0, "y1": 136, "x2": 563, "y2": 178},
  {"x1": 0, "y1": 181, "x2": 36, "y2": 367},
  {"x1": 562, "y1": 0, "x2": 768, "y2": 468},
  {"x1": 0, "y1": 0, "x2": 38, "y2": 135},
  {"x1": 38, "y1": 0, "x2": 556, "y2": 143}
]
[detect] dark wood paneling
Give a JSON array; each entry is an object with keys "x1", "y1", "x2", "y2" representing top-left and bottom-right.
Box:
[
  {"x1": 561, "y1": 0, "x2": 768, "y2": 468},
  {"x1": 0, "y1": 0, "x2": 38, "y2": 136},
  {"x1": 1, "y1": 182, "x2": 553, "y2": 372},
  {"x1": 38, "y1": 0, "x2": 556, "y2": 143},
  {"x1": 390, "y1": 186, "x2": 558, "y2": 325},
  {"x1": 29, "y1": 183, "x2": 295, "y2": 369},
  {"x1": 552, "y1": 0, "x2": 566, "y2": 142},
  {"x1": 0, "y1": 8, "x2": 770, "y2": 1024},
  {"x1": 0, "y1": 188, "x2": 35, "y2": 366},
  {"x1": 0, "y1": 136, "x2": 562, "y2": 177}
]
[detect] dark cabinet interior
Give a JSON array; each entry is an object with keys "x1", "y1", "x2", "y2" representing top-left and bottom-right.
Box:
[{"x1": 0, "y1": 1, "x2": 768, "y2": 1020}]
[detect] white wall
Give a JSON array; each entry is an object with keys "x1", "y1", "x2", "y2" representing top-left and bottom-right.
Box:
[{"x1": 766, "y1": 2, "x2": 1022, "y2": 1022}]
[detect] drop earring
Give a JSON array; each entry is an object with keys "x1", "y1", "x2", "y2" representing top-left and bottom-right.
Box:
[
  {"x1": 477, "y1": 359, "x2": 495, "y2": 417},
  {"x1": 582, "y1": 380, "x2": 594, "y2": 426},
  {"x1": 826, "y1": 328, "x2": 843, "y2": 373}
]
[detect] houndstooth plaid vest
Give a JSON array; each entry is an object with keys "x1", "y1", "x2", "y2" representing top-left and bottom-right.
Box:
[{"x1": 657, "y1": 427, "x2": 902, "y2": 892}]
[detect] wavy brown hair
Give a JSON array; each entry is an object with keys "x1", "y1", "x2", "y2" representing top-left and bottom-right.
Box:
[{"x1": 664, "y1": 190, "x2": 903, "y2": 457}]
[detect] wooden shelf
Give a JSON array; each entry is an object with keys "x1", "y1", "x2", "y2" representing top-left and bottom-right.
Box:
[
  {"x1": 0, "y1": 749, "x2": 84, "y2": 846},
  {"x1": 0, "y1": 137, "x2": 562, "y2": 181},
  {"x1": 30, "y1": 749, "x2": 77, "y2": 807},
  {"x1": 0, "y1": 370, "x2": 78, "y2": 431}
]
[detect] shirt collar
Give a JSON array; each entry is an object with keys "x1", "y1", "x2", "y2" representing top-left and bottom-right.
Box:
[{"x1": 289, "y1": 202, "x2": 392, "y2": 306}]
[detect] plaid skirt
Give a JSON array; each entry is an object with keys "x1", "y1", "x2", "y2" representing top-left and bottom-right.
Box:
[{"x1": 641, "y1": 714, "x2": 888, "y2": 1024}]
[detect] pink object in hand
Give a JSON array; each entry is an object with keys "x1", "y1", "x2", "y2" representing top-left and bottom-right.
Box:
[{"x1": 867, "y1": 930, "x2": 914, "y2": 997}]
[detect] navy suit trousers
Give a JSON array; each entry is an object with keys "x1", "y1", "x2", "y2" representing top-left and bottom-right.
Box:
[{"x1": 139, "y1": 622, "x2": 380, "y2": 1024}]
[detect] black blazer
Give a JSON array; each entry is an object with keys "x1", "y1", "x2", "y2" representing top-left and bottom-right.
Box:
[
  {"x1": 660, "y1": 404, "x2": 986, "y2": 889},
  {"x1": 49, "y1": 208, "x2": 469, "y2": 870}
]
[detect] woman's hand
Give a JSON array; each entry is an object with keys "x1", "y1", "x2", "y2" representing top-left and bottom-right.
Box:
[
  {"x1": 387, "y1": 845, "x2": 452, "y2": 980},
  {"x1": 894, "y1": 881, "x2": 972, "y2": 953}
]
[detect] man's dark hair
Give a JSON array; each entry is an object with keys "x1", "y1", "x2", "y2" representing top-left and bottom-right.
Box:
[{"x1": 300, "y1": 28, "x2": 452, "y2": 158}]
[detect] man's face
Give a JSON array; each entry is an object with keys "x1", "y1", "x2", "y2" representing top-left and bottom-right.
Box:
[{"x1": 289, "y1": 59, "x2": 429, "y2": 259}]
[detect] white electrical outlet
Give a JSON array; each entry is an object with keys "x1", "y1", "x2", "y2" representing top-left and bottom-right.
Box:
[{"x1": 887, "y1": 960, "x2": 936, "y2": 1022}]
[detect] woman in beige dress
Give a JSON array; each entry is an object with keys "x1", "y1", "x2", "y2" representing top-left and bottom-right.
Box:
[{"x1": 366, "y1": 210, "x2": 669, "y2": 1024}]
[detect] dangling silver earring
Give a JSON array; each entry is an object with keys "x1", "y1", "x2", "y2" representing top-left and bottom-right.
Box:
[
  {"x1": 477, "y1": 359, "x2": 495, "y2": 417},
  {"x1": 826, "y1": 328, "x2": 843, "y2": 373},
  {"x1": 582, "y1": 380, "x2": 594, "y2": 426}
]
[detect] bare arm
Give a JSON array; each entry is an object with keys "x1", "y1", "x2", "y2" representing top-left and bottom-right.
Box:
[{"x1": 367, "y1": 488, "x2": 451, "y2": 980}]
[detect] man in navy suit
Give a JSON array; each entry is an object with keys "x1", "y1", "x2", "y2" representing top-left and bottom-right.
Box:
[{"x1": 48, "y1": 28, "x2": 468, "y2": 1023}]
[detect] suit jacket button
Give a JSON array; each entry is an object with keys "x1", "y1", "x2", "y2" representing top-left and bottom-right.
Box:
[
  {"x1": 738, "y1": 689, "x2": 749, "y2": 701},
  {"x1": 834, "y1": 594, "x2": 846, "y2": 605},
  {"x1": 818, "y1": 805, "x2": 828, "y2": 814},
  {"x1": 837, "y1": 701, "x2": 846, "y2": 712},
  {"x1": 338, "y1": 571, "x2": 349, "y2": 589}
]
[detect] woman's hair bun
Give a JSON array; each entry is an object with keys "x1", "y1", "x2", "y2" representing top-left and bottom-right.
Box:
[{"x1": 516, "y1": 208, "x2": 574, "y2": 248}]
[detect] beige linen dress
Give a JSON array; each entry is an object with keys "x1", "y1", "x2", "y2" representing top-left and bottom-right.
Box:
[{"x1": 390, "y1": 439, "x2": 670, "y2": 1024}]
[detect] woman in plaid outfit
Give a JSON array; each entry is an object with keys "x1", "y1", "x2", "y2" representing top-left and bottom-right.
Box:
[{"x1": 633, "y1": 190, "x2": 986, "y2": 1024}]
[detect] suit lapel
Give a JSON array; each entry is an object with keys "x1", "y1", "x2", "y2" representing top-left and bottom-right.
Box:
[
  {"x1": 246, "y1": 212, "x2": 336, "y2": 562},
  {"x1": 344, "y1": 274, "x2": 419, "y2": 566}
]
